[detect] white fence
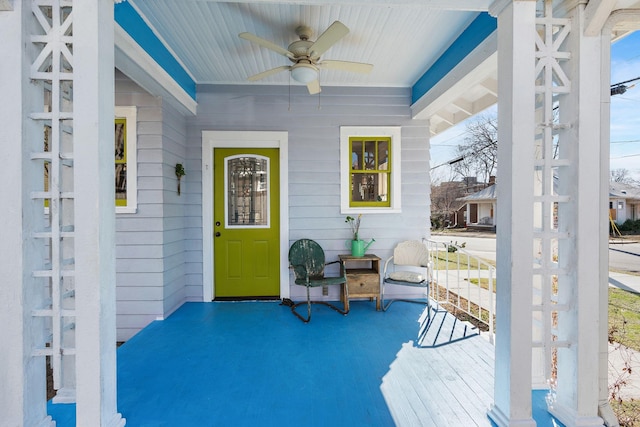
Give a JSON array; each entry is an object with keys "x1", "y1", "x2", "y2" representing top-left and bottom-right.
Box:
[{"x1": 425, "y1": 239, "x2": 496, "y2": 344}]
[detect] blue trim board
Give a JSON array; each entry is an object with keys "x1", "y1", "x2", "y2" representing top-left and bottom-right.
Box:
[
  {"x1": 411, "y1": 12, "x2": 497, "y2": 104},
  {"x1": 115, "y1": 2, "x2": 196, "y2": 100}
]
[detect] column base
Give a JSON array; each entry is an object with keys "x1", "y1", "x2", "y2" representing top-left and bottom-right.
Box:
[
  {"x1": 107, "y1": 413, "x2": 126, "y2": 427},
  {"x1": 487, "y1": 405, "x2": 536, "y2": 427},
  {"x1": 36, "y1": 415, "x2": 55, "y2": 427},
  {"x1": 550, "y1": 404, "x2": 605, "y2": 427},
  {"x1": 52, "y1": 387, "x2": 76, "y2": 404},
  {"x1": 598, "y1": 401, "x2": 620, "y2": 427}
]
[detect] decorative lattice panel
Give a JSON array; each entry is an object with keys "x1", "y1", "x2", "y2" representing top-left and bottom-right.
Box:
[
  {"x1": 30, "y1": 0, "x2": 76, "y2": 401},
  {"x1": 532, "y1": 0, "x2": 572, "y2": 384}
]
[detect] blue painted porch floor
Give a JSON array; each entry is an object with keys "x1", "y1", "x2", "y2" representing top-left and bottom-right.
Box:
[{"x1": 48, "y1": 301, "x2": 564, "y2": 426}]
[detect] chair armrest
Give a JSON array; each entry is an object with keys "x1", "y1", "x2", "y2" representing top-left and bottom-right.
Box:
[{"x1": 325, "y1": 259, "x2": 347, "y2": 279}]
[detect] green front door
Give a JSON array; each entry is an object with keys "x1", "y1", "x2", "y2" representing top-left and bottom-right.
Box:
[{"x1": 213, "y1": 148, "x2": 280, "y2": 297}]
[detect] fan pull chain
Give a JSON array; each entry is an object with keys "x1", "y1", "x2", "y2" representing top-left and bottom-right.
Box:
[
  {"x1": 317, "y1": 75, "x2": 321, "y2": 110},
  {"x1": 288, "y1": 74, "x2": 292, "y2": 111}
]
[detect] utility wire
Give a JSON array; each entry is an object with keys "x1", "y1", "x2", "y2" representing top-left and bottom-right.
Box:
[
  {"x1": 433, "y1": 79, "x2": 638, "y2": 170},
  {"x1": 611, "y1": 76, "x2": 640, "y2": 95}
]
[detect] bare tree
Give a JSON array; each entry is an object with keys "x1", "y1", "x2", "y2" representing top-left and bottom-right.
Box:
[
  {"x1": 611, "y1": 168, "x2": 640, "y2": 186},
  {"x1": 451, "y1": 114, "x2": 498, "y2": 184}
]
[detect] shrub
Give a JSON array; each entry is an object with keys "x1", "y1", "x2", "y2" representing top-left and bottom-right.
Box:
[{"x1": 617, "y1": 219, "x2": 640, "y2": 233}]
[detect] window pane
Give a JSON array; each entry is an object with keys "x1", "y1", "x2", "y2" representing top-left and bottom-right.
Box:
[
  {"x1": 115, "y1": 164, "x2": 127, "y2": 201},
  {"x1": 378, "y1": 140, "x2": 389, "y2": 170},
  {"x1": 114, "y1": 120, "x2": 127, "y2": 205},
  {"x1": 365, "y1": 140, "x2": 376, "y2": 170},
  {"x1": 351, "y1": 173, "x2": 388, "y2": 202},
  {"x1": 227, "y1": 156, "x2": 268, "y2": 226},
  {"x1": 115, "y1": 121, "x2": 126, "y2": 161},
  {"x1": 351, "y1": 140, "x2": 362, "y2": 170}
]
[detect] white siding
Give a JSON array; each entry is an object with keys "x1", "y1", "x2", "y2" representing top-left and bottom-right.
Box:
[
  {"x1": 114, "y1": 80, "x2": 431, "y2": 339},
  {"x1": 115, "y1": 71, "x2": 188, "y2": 341},
  {"x1": 186, "y1": 85, "x2": 431, "y2": 301}
]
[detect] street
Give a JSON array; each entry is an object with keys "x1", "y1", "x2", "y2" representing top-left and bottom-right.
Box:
[{"x1": 430, "y1": 232, "x2": 640, "y2": 274}]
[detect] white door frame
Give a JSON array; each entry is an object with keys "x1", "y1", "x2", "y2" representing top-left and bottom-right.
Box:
[{"x1": 201, "y1": 131, "x2": 289, "y2": 302}]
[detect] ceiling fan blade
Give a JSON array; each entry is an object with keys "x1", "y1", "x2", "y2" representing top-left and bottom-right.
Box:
[
  {"x1": 308, "y1": 21, "x2": 349, "y2": 59},
  {"x1": 307, "y1": 79, "x2": 321, "y2": 95},
  {"x1": 319, "y1": 60, "x2": 373, "y2": 74},
  {"x1": 247, "y1": 66, "x2": 291, "y2": 81},
  {"x1": 239, "y1": 32, "x2": 294, "y2": 58}
]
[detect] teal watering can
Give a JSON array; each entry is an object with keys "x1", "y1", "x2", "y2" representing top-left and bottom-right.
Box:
[{"x1": 346, "y1": 238, "x2": 375, "y2": 257}]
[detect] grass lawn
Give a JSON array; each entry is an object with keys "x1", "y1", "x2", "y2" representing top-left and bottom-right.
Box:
[
  {"x1": 430, "y1": 251, "x2": 495, "y2": 270},
  {"x1": 609, "y1": 287, "x2": 640, "y2": 352},
  {"x1": 468, "y1": 277, "x2": 496, "y2": 292}
]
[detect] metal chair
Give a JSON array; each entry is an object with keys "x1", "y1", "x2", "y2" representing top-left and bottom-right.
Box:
[
  {"x1": 382, "y1": 240, "x2": 432, "y2": 313},
  {"x1": 288, "y1": 239, "x2": 349, "y2": 323}
]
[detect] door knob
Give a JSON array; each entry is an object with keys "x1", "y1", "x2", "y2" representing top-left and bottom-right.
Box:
[{"x1": 215, "y1": 232, "x2": 221, "y2": 237}]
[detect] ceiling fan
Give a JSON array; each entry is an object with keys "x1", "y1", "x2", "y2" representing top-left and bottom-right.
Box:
[{"x1": 239, "y1": 21, "x2": 373, "y2": 95}]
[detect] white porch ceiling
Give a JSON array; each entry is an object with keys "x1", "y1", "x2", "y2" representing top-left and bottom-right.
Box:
[
  {"x1": 124, "y1": 0, "x2": 640, "y2": 135},
  {"x1": 128, "y1": 0, "x2": 484, "y2": 88}
]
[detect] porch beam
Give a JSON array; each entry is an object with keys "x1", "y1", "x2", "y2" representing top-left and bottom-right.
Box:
[
  {"x1": 584, "y1": 0, "x2": 616, "y2": 36},
  {"x1": 487, "y1": 0, "x2": 537, "y2": 426},
  {"x1": 73, "y1": 0, "x2": 124, "y2": 426}
]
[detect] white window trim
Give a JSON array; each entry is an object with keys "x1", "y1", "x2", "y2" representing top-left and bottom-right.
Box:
[
  {"x1": 115, "y1": 106, "x2": 137, "y2": 214},
  {"x1": 340, "y1": 126, "x2": 402, "y2": 214}
]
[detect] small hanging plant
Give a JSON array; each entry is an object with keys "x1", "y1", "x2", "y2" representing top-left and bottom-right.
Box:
[{"x1": 175, "y1": 163, "x2": 186, "y2": 195}]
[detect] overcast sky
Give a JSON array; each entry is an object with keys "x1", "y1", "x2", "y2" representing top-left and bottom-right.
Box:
[{"x1": 430, "y1": 31, "x2": 640, "y2": 182}]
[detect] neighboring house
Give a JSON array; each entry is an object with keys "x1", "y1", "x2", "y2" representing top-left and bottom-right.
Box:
[
  {"x1": 458, "y1": 183, "x2": 498, "y2": 231},
  {"x1": 2, "y1": 2, "x2": 638, "y2": 427},
  {"x1": 431, "y1": 177, "x2": 493, "y2": 228},
  {"x1": 460, "y1": 181, "x2": 640, "y2": 231},
  {"x1": 610, "y1": 181, "x2": 640, "y2": 224}
]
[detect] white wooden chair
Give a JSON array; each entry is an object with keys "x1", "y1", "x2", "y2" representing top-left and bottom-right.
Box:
[{"x1": 382, "y1": 240, "x2": 432, "y2": 313}]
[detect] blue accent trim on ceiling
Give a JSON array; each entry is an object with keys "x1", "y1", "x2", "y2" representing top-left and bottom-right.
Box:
[
  {"x1": 411, "y1": 12, "x2": 497, "y2": 104},
  {"x1": 115, "y1": 2, "x2": 196, "y2": 100}
]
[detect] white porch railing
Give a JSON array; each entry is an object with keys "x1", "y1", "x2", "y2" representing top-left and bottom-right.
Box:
[{"x1": 424, "y1": 239, "x2": 496, "y2": 344}]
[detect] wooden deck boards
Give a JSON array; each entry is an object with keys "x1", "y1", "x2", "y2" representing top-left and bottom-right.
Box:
[
  {"x1": 48, "y1": 300, "x2": 498, "y2": 427},
  {"x1": 381, "y1": 305, "x2": 495, "y2": 427}
]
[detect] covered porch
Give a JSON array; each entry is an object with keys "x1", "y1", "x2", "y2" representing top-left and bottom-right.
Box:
[
  {"x1": 47, "y1": 301, "x2": 559, "y2": 427},
  {"x1": 4, "y1": 1, "x2": 640, "y2": 426}
]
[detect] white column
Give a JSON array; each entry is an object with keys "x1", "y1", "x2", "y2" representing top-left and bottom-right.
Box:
[
  {"x1": 0, "y1": 3, "x2": 54, "y2": 427},
  {"x1": 74, "y1": 1, "x2": 124, "y2": 426},
  {"x1": 599, "y1": 13, "x2": 620, "y2": 427},
  {"x1": 551, "y1": 4, "x2": 606, "y2": 426},
  {"x1": 487, "y1": 1, "x2": 537, "y2": 426}
]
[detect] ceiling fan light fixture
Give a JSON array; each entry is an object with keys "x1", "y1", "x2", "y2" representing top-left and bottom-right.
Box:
[{"x1": 291, "y1": 63, "x2": 318, "y2": 84}]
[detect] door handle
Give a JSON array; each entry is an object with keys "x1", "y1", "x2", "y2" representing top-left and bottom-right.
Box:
[{"x1": 215, "y1": 232, "x2": 221, "y2": 237}]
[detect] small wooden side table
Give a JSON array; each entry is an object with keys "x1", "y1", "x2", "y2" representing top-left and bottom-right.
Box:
[{"x1": 339, "y1": 254, "x2": 381, "y2": 311}]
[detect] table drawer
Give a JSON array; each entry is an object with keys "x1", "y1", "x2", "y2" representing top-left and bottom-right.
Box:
[{"x1": 347, "y1": 274, "x2": 379, "y2": 294}]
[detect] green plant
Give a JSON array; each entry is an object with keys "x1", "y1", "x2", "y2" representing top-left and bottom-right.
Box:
[
  {"x1": 618, "y1": 219, "x2": 640, "y2": 233},
  {"x1": 446, "y1": 241, "x2": 466, "y2": 252},
  {"x1": 175, "y1": 163, "x2": 186, "y2": 195},
  {"x1": 345, "y1": 214, "x2": 362, "y2": 241}
]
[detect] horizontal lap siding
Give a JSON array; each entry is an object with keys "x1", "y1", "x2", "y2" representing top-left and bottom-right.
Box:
[
  {"x1": 115, "y1": 71, "x2": 189, "y2": 340},
  {"x1": 116, "y1": 71, "x2": 164, "y2": 340},
  {"x1": 187, "y1": 84, "x2": 431, "y2": 300},
  {"x1": 161, "y1": 101, "x2": 188, "y2": 318},
  {"x1": 115, "y1": 80, "x2": 432, "y2": 339}
]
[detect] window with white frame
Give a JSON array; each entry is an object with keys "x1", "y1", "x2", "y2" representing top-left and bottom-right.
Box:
[
  {"x1": 115, "y1": 106, "x2": 137, "y2": 213},
  {"x1": 340, "y1": 126, "x2": 401, "y2": 213}
]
